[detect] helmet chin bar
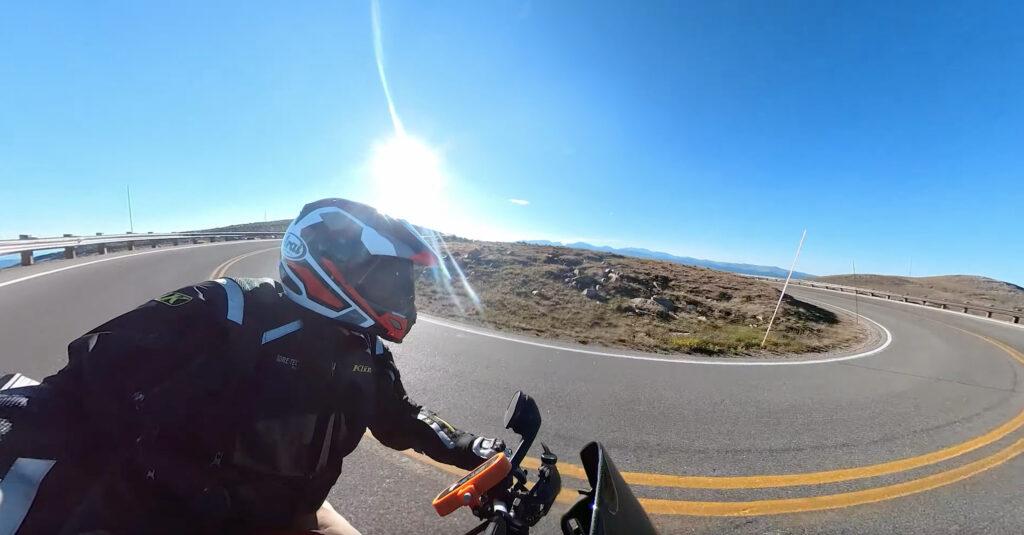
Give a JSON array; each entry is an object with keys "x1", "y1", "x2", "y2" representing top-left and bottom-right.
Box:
[
  {"x1": 281, "y1": 260, "x2": 372, "y2": 325},
  {"x1": 377, "y1": 311, "x2": 410, "y2": 342},
  {"x1": 318, "y1": 257, "x2": 414, "y2": 342},
  {"x1": 283, "y1": 259, "x2": 414, "y2": 342}
]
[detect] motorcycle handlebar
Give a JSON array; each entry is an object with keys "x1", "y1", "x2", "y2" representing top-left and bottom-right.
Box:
[
  {"x1": 467, "y1": 513, "x2": 508, "y2": 535},
  {"x1": 482, "y1": 517, "x2": 507, "y2": 535}
]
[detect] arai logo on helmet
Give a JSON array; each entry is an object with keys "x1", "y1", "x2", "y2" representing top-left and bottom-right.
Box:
[{"x1": 282, "y1": 232, "x2": 308, "y2": 260}]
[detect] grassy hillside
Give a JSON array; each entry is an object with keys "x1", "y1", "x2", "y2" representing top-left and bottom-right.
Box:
[
  {"x1": 418, "y1": 240, "x2": 866, "y2": 356},
  {"x1": 197, "y1": 219, "x2": 291, "y2": 233},
  {"x1": 814, "y1": 274, "x2": 1024, "y2": 312}
]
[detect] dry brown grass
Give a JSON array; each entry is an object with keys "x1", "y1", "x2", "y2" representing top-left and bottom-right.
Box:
[{"x1": 416, "y1": 239, "x2": 866, "y2": 356}]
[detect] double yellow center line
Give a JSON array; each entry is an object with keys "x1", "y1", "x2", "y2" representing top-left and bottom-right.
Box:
[{"x1": 210, "y1": 246, "x2": 279, "y2": 279}]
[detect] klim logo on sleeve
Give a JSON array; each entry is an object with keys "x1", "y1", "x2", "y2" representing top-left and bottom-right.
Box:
[{"x1": 156, "y1": 291, "x2": 193, "y2": 306}]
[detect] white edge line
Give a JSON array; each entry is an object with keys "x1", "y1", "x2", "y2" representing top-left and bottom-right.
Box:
[
  {"x1": 420, "y1": 298, "x2": 893, "y2": 366},
  {"x1": 0, "y1": 240, "x2": 280, "y2": 290},
  {"x1": 790, "y1": 284, "x2": 1024, "y2": 331}
]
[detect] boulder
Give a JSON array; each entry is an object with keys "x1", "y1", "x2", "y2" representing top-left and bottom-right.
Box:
[
  {"x1": 626, "y1": 297, "x2": 674, "y2": 318},
  {"x1": 570, "y1": 275, "x2": 599, "y2": 289},
  {"x1": 651, "y1": 296, "x2": 677, "y2": 312}
]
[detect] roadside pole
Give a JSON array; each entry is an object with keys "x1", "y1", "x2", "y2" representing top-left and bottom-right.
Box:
[
  {"x1": 127, "y1": 184, "x2": 135, "y2": 234},
  {"x1": 761, "y1": 230, "x2": 807, "y2": 348},
  {"x1": 853, "y1": 259, "x2": 859, "y2": 325}
]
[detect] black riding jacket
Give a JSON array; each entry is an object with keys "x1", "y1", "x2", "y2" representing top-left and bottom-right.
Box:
[{"x1": 0, "y1": 277, "x2": 495, "y2": 534}]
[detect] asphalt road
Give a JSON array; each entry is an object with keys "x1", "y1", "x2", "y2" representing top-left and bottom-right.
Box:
[{"x1": 3, "y1": 241, "x2": 1024, "y2": 534}]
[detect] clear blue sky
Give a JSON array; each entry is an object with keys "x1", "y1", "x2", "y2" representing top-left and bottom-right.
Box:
[{"x1": 2, "y1": 1, "x2": 1021, "y2": 284}]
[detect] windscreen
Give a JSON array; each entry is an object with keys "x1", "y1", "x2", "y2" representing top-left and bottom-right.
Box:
[{"x1": 582, "y1": 442, "x2": 657, "y2": 535}]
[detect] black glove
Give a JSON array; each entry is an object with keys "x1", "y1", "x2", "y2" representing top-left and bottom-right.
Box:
[
  {"x1": 469, "y1": 436, "x2": 508, "y2": 460},
  {"x1": 448, "y1": 435, "x2": 508, "y2": 470}
]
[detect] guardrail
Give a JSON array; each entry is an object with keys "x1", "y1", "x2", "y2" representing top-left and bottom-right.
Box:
[
  {"x1": 1, "y1": 232, "x2": 284, "y2": 266},
  {"x1": 751, "y1": 276, "x2": 1022, "y2": 325}
]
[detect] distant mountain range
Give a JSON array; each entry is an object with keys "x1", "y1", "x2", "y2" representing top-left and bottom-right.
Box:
[{"x1": 524, "y1": 240, "x2": 814, "y2": 279}]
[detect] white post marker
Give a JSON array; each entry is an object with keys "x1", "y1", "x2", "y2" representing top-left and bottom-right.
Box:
[{"x1": 761, "y1": 229, "x2": 808, "y2": 348}]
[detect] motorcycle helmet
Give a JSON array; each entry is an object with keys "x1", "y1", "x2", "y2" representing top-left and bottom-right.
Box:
[{"x1": 279, "y1": 198, "x2": 440, "y2": 342}]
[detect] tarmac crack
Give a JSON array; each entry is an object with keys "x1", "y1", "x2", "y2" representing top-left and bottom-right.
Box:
[{"x1": 837, "y1": 361, "x2": 1019, "y2": 394}]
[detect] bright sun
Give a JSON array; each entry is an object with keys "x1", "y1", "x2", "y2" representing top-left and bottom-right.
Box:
[{"x1": 369, "y1": 134, "x2": 447, "y2": 227}]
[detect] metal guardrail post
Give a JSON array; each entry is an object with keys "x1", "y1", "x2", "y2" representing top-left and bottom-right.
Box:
[
  {"x1": 18, "y1": 235, "x2": 33, "y2": 266},
  {"x1": 126, "y1": 232, "x2": 135, "y2": 251},
  {"x1": 95, "y1": 233, "x2": 107, "y2": 254},
  {"x1": 63, "y1": 234, "x2": 76, "y2": 259},
  {"x1": 148, "y1": 231, "x2": 157, "y2": 248}
]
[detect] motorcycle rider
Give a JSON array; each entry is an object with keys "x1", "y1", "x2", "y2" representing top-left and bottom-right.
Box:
[{"x1": 0, "y1": 198, "x2": 504, "y2": 534}]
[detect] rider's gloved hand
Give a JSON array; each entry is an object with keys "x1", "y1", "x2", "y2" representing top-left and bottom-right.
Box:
[
  {"x1": 449, "y1": 435, "x2": 508, "y2": 469},
  {"x1": 470, "y1": 436, "x2": 508, "y2": 459}
]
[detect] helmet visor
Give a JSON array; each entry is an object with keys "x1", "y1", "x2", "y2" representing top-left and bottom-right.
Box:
[{"x1": 346, "y1": 256, "x2": 417, "y2": 317}]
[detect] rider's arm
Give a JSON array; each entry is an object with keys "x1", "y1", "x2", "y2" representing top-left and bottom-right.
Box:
[{"x1": 368, "y1": 347, "x2": 504, "y2": 471}]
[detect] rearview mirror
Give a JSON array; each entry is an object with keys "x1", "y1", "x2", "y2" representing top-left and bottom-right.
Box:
[{"x1": 503, "y1": 391, "x2": 541, "y2": 467}]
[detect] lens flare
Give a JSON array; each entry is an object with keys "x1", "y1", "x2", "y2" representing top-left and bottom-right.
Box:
[
  {"x1": 420, "y1": 228, "x2": 483, "y2": 315},
  {"x1": 369, "y1": 134, "x2": 448, "y2": 226}
]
